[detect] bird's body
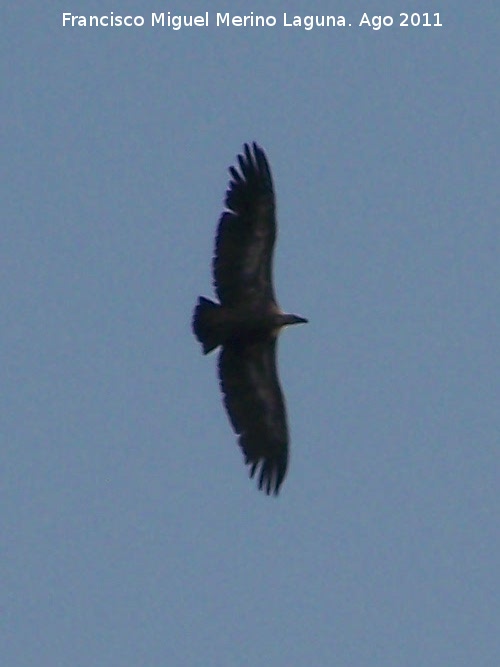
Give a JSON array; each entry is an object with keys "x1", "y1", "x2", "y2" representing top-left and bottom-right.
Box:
[{"x1": 192, "y1": 143, "x2": 307, "y2": 495}]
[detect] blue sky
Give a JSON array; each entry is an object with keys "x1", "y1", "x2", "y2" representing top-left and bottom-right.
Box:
[{"x1": 3, "y1": 2, "x2": 499, "y2": 665}]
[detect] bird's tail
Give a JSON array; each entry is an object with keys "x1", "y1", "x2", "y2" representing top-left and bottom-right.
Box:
[{"x1": 192, "y1": 297, "x2": 225, "y2": 354}]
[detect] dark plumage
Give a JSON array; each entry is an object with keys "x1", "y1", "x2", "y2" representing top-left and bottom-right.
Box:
[{"x1": 192, "y1": 143, "x2": 307, "y2": 495}]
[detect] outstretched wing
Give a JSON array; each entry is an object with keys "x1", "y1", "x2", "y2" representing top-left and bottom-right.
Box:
[
  {"x1": 218, "y1": 338, "x2": 289, "y2": 495},
  {"x1": 213, "y1": 143, "x2": 277, "y2": 309}
]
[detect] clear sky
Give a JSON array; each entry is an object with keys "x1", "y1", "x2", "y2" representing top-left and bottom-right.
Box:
[{"x1": 3, "y1": 2, "x2": 498, "y2": 665}]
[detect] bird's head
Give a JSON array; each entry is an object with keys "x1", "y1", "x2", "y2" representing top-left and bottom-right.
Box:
[{"x1": 279, "y1": 313, "x2": 308, "y2": 328}]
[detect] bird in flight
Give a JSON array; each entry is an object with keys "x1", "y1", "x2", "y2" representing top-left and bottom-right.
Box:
[{"x1": 192, "y1": 143, "x2": 307, "y2": 495}]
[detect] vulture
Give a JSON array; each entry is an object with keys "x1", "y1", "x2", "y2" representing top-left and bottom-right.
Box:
[{"x1": 192, "y1": 143, "x2": 307, "y2": 495}]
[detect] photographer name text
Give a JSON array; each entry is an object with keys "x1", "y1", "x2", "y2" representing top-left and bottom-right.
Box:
[{"x1": 62, "y1": 11, "x2": 443, "y2": 31}]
